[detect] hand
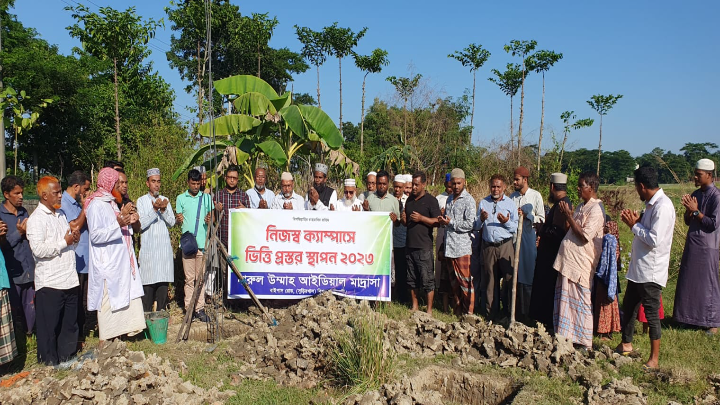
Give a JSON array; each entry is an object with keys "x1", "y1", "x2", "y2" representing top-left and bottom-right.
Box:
[
  {"x1": 621, "y1": 209, "x2": 640, "y2": 229},
  {"x1": 440, "y1": 207, "x2": 445, "y2": 216},
  {"x1": 117, "y1": 213, "x2": 132, "y2": 227},
  {"x1": 175, "y1": 213, "x2": 184, "y2": 224},
  {"x1": 215, "y1": 201, "x2": 224, "y2": 212},
  {"x1": 308, "y1": 188, "x2": 319, "y2": 206},
  {"x1": 362, "y1": 199, "x2": 370, "y2": 211},
  {"x1": 152, "y1": 198, "x2": 163, "y2": 211},
  {"x1": 204, "y1": 212, "x2": 211, "y2": 224},
  {"x1": 329, "y1": 204, "x2": 335, "y2": 211},
  {"x1": 72, "y1": 229, "x2": 81, "y2": 244},
  {"x1": 0, "y1": 220, "x2": 7, "y2": 237},
  {"x1": 130, "y1": 213, "x2": 140, "y2": 224},
  {"x1": 121, "y1": 203, "x2": 134, "y2": 217},
  {"x1": 352, "y1": 204, "x2": 361, "y2": 211},
  {"x1": 518, "y1": 207, "x2": 525, "y2": 217},
  {"x1": 681, "y1": 194, "x2": 699, "y2": 213},
  {"x1": 497, "y1": 211, "x2": 510, "y2": 224},
  {"x1": 480, "y1": 209, "x2": 489, "y2": 222},
  {"x1": 69, "y1": 219, "x2": 81, "y2": 233},
  {"x1": 558, "y1": 201, "x2": 572, "y2": 217},
  {"x1": 64, "y1": 231, "x2": 75, "y2": 246},
  {"x1": 16, "y1": 218, "x2": 28, "y2": 235},
  {"x1": 158, "y1": 199, "x2": 168, "y2": 213},
  {"x1": 401, "y1": 210, "x2": 407, "y2": 224},
  {"x1": 259, "y1": 199, "x2": 268, "y2": 209},
  {"x1": 283, "y1": 201, "x2": 293, "y2": 210},
  {"x1": 410, "y1": 211, "x2": 423, "y2": 223},
  {"x1": 437, "y1": 215, "x2": 450, "y2": 226},
  {"x1": 389, "y1": 212, "x2": 398, "y2": 223}
]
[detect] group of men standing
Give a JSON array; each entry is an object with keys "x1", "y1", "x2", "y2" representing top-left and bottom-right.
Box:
[{"x1": 0, "y1": 156, "x2": 717, "y2": 373}]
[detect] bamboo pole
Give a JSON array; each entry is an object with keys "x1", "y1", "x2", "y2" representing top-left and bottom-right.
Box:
[{"x1": 509, "y1": 212, "x2": 524, "y2": 327}]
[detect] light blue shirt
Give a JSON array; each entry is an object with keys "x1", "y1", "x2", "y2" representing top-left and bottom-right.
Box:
[
  {"x1": 246, "y1": 187, "x2": 275, "y2": 209},
  {"x1": 137, "y1": 193, "x2": 176, "y2": 284},
  {"x1": 476, "y1": 195, "x2": 518, "y2": 243},
  {"x1": 60, "y1": 191, "x2": 89, "y2": 274}
]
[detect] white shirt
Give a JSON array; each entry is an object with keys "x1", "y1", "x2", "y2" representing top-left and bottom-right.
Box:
[
  {"x1": 627, "y1": 188, "x2": 676, "y2": 287},
  {"x1": 270, "y1": 192, "x2": 306, "y2": 210},
  {"x1": 87, "y1": 196, "x2": 144, "y2": 311},
  {"x1": 305, "y1": 189, "x2": 338, "y2": 211},
  {"x1": 26, "y1": 203, "x2": 79, "y2": 291},
  {"x1": 336, "y1": 197, "x2": 363, "y2": 212}
]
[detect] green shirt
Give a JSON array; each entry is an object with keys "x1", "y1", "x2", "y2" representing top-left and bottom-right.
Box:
[
  {"x1": 367, "y1": 192, "x2": 400, "y2": 217},
  {"x1": 176, "y1": 191, "x2": 213, "y2": 249}
]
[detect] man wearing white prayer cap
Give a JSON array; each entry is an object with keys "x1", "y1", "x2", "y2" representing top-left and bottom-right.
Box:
[
  {"x1": 136, "y1": 168, "x2": 175, "y2": 312},
  {"x1": 270, "y1": 172, "x2": 305, "y2": 210},
  {"x1": 674, "y1": 158, "x2": 720, "y2": 334},
  {"x1": 336, "y1": 179, "x2": 363, "y2": 212},
  {"x1": 359, "y1": 171, "x2": 377, "y2": 203},
  {"x1": 306, "y1": 163, "x2": 338, "y2": 210}
]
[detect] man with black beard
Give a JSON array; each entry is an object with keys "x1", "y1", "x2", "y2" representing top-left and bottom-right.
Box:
[
  {"x1": 306, "y1": 163, "x2": 337, "y2": 211},
  {"x1": 246, "y1": 167, "x2": 275, "y2": 209},
  {"x1": 214, "y1": 165, "x2": 250, "y2": 248},
  {"x1": 529, "y1": 172, "x2": 573, "y2": 327}
]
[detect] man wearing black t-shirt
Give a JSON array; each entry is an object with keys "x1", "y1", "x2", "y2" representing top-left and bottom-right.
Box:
[{"x1": 402, "y1": 171, "x2": 441, "y2": 314}]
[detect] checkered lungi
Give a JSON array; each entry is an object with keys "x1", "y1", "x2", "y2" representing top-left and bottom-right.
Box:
[
  {"x1": 554, "y1": 274, "x2": 593, "y2": 348},
  {"x1": 449, "y1": 255, "x2": 474, "y2": 315},
  {"x1": 0, "y1": 289, "x2": 18, "y2": 365}
]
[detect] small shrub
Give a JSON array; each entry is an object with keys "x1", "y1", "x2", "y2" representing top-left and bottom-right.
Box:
[{"x1": 330, "y1": 313, "x2": 395, "y2": 393}]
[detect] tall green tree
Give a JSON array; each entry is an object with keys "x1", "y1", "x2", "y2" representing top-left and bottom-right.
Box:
[
  {"x1": 559, "y1": 110, "x2": 593, "y2": 167},
  {"x1": 0, "y1": 0, "x2": 14, "y2": 179},
  {"x1": 353, "y1": 48, "x2": 389, "y2": 155},
  {"x1": 322, "y1": 22, "x2": 367, "y2": 134},
  {"x1": 527, "y1": 49, "x2": 563, "y2": 171},
  {"x1": 587, "y1": 94, "x2": 623, "y2": 175},
  {"x1": 448, "y1": 43, "x2": 490, "y2": 141},
  {"x1": 294, "y1": 26, "x2": 328, "y2": 109},
  {"x1": 67, "y1": 4, "x2": 162, "y2": 160},
  {"x1": 504, "y1": 40, "x2": 537, "y2": 164},
  {"x1": 386, "y1": 74, "x2": 421, "y2": 145},
  {"x1": 680, "y1": 142, "x2": 718, "y2": 167},
  {"x1": 488, "y1": 64, "x2": 522, "y2": 153},
  {"x1": 241, "y1": 12, "x2": 278, "y2": 78}
]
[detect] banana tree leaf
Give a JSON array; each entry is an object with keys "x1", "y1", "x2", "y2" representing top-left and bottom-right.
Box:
[
  {"x1": 307, "y1": 131, "x2": 320, "y2": 142},
  {"x1": 236, "y1": 136, "x2": 259, "y2": 154},
  {"x1": 233, "y1": 92, "x2": 277, "y2": 116},
  {"x1": 278, "y1": 105, "x2": 307, "y2": 139},
  {"x1": 214, "y1": 75, "x2": 279, "y2": 99},
  {"x1": 298, "y1": 105, "x2": 343, "y2": 149},
  {"x1": 271, "y1": 92, "x2": 292, "y2": 112},
  {"x1": 171, "y1": 140, "x2": 231, "y2": 181},
  {"x1": 198, "y1": 114, "x2": 261, "y2": 137},
  {"x1": 258, "y1": 139, "x2": 287, "y2": 167}
]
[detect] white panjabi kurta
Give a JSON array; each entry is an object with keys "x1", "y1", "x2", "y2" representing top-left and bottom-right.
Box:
[
  {"x1": 86, "y1": 196, "x2": 144, "y2": 324},
  {"x1": 335, "y1": 197, "x2": 363, "y2": 211},
  {"x1": 136, "y1": 193, "x2": 176, "y2": 285},
  {"x1": 510, "y1": 187, "x2": 546, "y2": 285}
]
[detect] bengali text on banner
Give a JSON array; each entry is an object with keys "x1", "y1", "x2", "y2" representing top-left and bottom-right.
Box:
[{"x1": 227, "y1": 209, "x2": 392, "y2": 301}]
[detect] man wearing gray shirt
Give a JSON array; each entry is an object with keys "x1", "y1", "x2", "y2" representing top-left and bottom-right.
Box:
[{"x1": 438, "y1": 168, "x2": 476, "y2": 315}]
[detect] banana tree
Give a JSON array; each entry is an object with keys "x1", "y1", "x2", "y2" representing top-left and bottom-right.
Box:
[{"x1": 174, "y1": 75, "x2": 346, "y2": 185}]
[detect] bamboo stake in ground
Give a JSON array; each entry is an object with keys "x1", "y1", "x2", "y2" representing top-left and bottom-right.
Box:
[{"x1": 510, "y1": 212, "x2": 524, "y2": 327}]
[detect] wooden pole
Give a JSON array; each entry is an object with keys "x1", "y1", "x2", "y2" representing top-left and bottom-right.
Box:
[{"x1": 510, "y1": 213, "x2": 524, "y2": 327}]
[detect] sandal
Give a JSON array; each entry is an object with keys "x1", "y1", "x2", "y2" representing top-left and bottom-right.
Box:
[{"x1": 642, "y1": 364, "x2": 659, "y2": 373}]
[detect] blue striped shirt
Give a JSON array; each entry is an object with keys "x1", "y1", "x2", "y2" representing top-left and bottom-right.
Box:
[
  {"x1": 137, "y1": 193, "x2": 176, "y2": 284},
  {"x1": 476, "y1": 195, "x2": 518, "y2": 243}
]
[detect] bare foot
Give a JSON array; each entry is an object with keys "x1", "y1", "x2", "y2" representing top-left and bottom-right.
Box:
[
  {"x1": 410, "y1": 306, "x2": 419, "y2": 312},
  {"x1": 426, "y1": 309, "x2": 432, "y2": 316}
]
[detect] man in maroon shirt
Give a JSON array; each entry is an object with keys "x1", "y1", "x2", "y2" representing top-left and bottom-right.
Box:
[{"x1": 214, "y1": 165, "x2": 250, "y2": 248}]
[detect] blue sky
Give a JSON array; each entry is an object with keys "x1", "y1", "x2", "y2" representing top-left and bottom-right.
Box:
[{"x1": 14, "y1": 0, "x2": 720, "y2": 156}]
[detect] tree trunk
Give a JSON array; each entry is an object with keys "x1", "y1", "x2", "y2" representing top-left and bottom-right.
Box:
[
  {"x1": 0, "y1": 16, "x2": 5, "y2": 181},
  {"x1": 361, "y1": 73, "x2": 367, "y2": 155},
  {"x1": 403, "y1": 98, "x2": 408, "y2": 145},
  {"x1": 13, "y1": 127, "x2": 17, "y2": 174},
  {"x1": 518, "y1": 68, "x2": 526, "y2": 166},
  {"x1": 471, "y1": 70, "x2": 476, "y2": 144},
  {"x1": 510, "y1": 96, "x2": 514, "y2": 158},
  {"x1": 596, "y1": 115, "x2": 603, "y2": 176},
  {"x1": 316, "y1": 64, "x2": 321, "y2": 109},
  {"x1": 537, "y1": 72, "x2": 545, "y2": 172},
  {"x1": 113, "y1": 57, "x2": 121, "y2": 160},
  {"x1": 197, "y1": 41, "x2": 204, "y2": 128},
  {"x1": 338, "y1": 57, "x2": 343, "y2": 135},
  {"x1": 559, "y1": 129, "x2": 568, "y2": 168},
  {"x1": 32, "y1": 149, "x2": 38, "y2": 183},
  {"x1": 257, "y1": 43, "x2": 261, "y2": 78}
]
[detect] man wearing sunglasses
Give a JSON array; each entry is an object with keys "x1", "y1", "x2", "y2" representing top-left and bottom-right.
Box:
[
  {"x1": 336, "y1": 179, "x2": 363, "y2": 212},
  {"x1": 476, "y1": 174, "x2": 518, "y2": 320}
]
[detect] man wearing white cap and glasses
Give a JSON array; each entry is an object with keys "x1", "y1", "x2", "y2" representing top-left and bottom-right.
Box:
[
  {"x1": 674, "y1": 158, "x2": 720, "y2": 334},
  {"x1": 136, "y1": 168, "x2": 175, "y2": 312},
  {"x1": 359, "y1": 172, "x2": 377, "y2": 204},
  {"x1": 271, "y1": 172, "x2": 305, "y2": 210},
  {"x1": 306, "y1": 163, "x2": 338, "y2": 211},
  {"x1": 337, "y1": 179, "x2": 363, "y2": 212}
]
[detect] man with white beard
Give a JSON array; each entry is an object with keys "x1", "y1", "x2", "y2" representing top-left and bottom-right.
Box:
[
  {"x1": 246, "y1": 167, "x2": 275, "y2": 209},
  {"x1": 270, "y1": 172, "x2": 305, "y2": 210},
  {"x1": 337, "y1": 179, "x2": 363, "y2": 212}
]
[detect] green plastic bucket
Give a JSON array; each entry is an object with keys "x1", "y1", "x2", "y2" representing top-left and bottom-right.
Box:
[{"x1": 144, "y1": 311, "x2": 169, "y2": 344}]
